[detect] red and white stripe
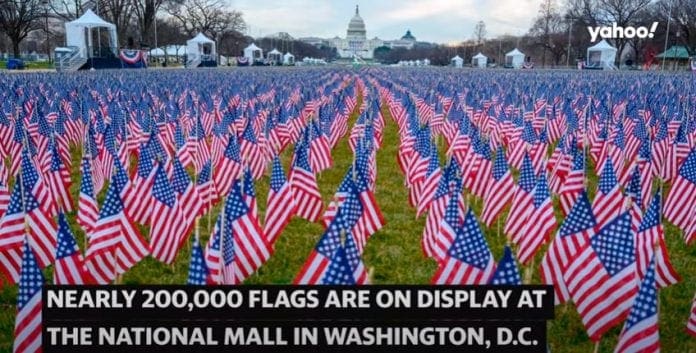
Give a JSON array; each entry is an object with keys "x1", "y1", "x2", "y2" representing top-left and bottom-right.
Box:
[{"x1": 290, "y1": 168, "x2": 323, "y2": 223}]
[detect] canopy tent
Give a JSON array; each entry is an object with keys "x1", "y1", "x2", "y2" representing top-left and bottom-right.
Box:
[
  {"x1": 149, "y1": 45, "x2": 186, "y2": 57},
  {"x1": 65, "y1": 9, "x2": 118, "y2": 58},
  {"x1": 283, "y1": 52, "x2": 295, "y2": 65},
  {"x1": 505, "y1": 48, "x2": 525, "y2": 69},
  {"x1": 451, "y1": 55, "x2": 463, "y2": 68},
  {"x1": 472, "y1": 52, "x2": 487, "y2": 68},
  {"x1": 244, "y1": 43, "x2": 263, "y2": 63},
  {"x1": 267, "y1": 48, "x2": 282, "y2": 64},
  {"x1": 186, "y1": 33, "x2": 216, "y2": 61},
  {"x1": 586, "y1": 40, "x2": 617, "y2": 70},
  {"x1": 657, "y1": 46, "x2": 692, "y2": 71}
]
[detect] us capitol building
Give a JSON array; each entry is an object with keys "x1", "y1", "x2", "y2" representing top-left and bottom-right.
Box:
[{"x1": 300, "y1": 5, "x2": 417, "y2": 60}]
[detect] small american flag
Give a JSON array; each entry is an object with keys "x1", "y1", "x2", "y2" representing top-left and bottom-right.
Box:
[
  {"x1": 77, "y1": 157, "x2": 98, "y2": 236},
  {"x1": 214, "y1": 134, "x2": 243, "y2": 198},
  {"x1": 54, "y1": 212, "x2": 91, "y2": 285},
  {"x1": 264, "y1": 157, "x2": 295, "y2": 244},
  {"x1": 220, "y1": 181, "x2": 272, "y2": 284},
  {"x1": 295, "y1": 185, "x2": 363, "y2": 284},
  {"x1": 320, "y1": 238, "x2": 356, "y2": 285},
  {"x1": 46, "y1": 143, "x2": 74, "y2": 212},
  {"x1": 541, "y1": 191, "x2": 596, "y2": 305},
  {"x1": 415, "y1": 145, "x2": 441, "y2": 218},
  {"x1": 505, "y1": 153, "x2": 536, "y2": 243},
  {"x1": 564, "y1": 211, "x2": 638, "y2": 341},
  {"x1": 688, "y1": 293, "x2": 696, "y2": 337},
  {"x1": 289, "y1": 140, "x2": 323, "y2": 223},
  {"x1": 481, "y1": 148, "x2": 514, "y2": 227},
  {"x1": 635, "y1": 190, "x2": 680, "y2": 288},
  {"x1": 663, "y1": 148, "x2": 696, "y2": 233},
  {"x1": 18, "y1": 159, "x2": 58, "y2": 269},
  {"x1": 490, "y1": 245, "x2": 521, "y2": 285},
  {"x1": 149, "y1": 163, "x2": 188, "y2": 265},
  {"x1": 518, "y1": 173, "x2": 557, "y2": 265},
  {"x1": 592, "y1": 158, "x2": 625, "y2": 229},
  {"x1": 13, "y1": 240, "x2": 43, "y2": 353},
  {"x1": 187, "y1": 236, "x2": 209, "y2": 285},
  {"x1": 432, "y1": 208, "x2": 495, "y2": 285},
  {"x1": 614, "y1": 258, "x2": 660, "y2": 353}
]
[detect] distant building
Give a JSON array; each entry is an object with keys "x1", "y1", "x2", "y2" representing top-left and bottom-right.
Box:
[{"x1": 297, "y1": 6, "x2": 420, "y2": 60}]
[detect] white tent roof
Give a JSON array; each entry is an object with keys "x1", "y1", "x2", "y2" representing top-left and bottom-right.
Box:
[
  {"x1": 506, "y1": 48, "x2": 524, "y2": 57},
  {"x1": 284, "y1": 52, "x2": 294, "y2": 58},
  {"x1": 67, "y1": 9, "x2": 115, "y2": 30},
  {"x1": 452, "y1": 55, "x2": 463, "y2": 61},
  {"x1": 65, "y1": 9, "x2": 117, "y2": 57},
  {"x1": 245, "y1": 43, "x2": 261, "y2": 51},
  {"x1": 189, "y1": 33, "x2": 214, "y2": 44},
  {"x1": 473, "y1": 52, "x2": 487, "y2": 59},
  {"x1": 268, "y1": 49, "x2": 281, "y2": 55},
  {"x1": 588, "y1": 39, "x2": 616, "y2": 52}
]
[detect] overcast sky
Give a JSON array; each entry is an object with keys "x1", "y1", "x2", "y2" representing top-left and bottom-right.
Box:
[{"x1": 234, "y1": 0, "x2": 540, "y2": 44}]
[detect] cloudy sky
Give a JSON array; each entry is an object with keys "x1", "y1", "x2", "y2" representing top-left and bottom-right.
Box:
[{"x1": 233, "y1": 0, "x2": 540, "y2": 44}]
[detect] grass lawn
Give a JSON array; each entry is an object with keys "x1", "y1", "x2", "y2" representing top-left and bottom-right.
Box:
[
  {"x1": 0, "y1": 60, "x2": 54, "y2": 71},
  {"x1": 0, "y1": 77, "x2": 694, "y2": 353}
]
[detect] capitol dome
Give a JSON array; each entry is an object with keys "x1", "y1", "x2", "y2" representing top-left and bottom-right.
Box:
[{"x1": 346, "y1": 5, "x2": 366, "y2": 39}]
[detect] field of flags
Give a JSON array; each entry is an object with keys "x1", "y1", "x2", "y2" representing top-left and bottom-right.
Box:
[{"x1": 0, "y1": 67, "x2": 695, "y2": 352}]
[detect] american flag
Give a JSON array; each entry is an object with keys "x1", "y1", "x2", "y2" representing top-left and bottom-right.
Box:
[
  {"x1": 481, "y1": 148, "x2": 514, "y2": 227},
  {"x1": 295, "y1": 184, "x2": 363, "y2": 284},
  {"x1": 541, "y1": 190, "x2": 596, "y2": 304},
  {"x1": 204, "y1": 215, "x2": 223, "y2": 284},
  {"x1": 320, "y1": 225, "x2": 368, "y2": 285},
  {"x1": 13, "y1": 241, "x2": 43, "y2": 353},
  {"x1": 0, "y1": 178, "x2": 27, "y2": 285},
  {"x1": 76, "y1": 157, "x2": 98, "y2": 236},
  {"x1": 432, "y1": 207, "x2": 495, "y2": 285},
  {"x1": 518, "y1": 173, "x2": 557, "y2": 265},
  {"x1": 422, "y1": 161, "x2": 460, "y2": 260},
  {"x1": 407, "y1": 125, "x2": 431, "y2": 185},
  {"x1": 289, "y1": 140, "x2": 323, "y2": 223},
  {"x1": 635, "y1": 190, "x2": 680, "y2": 289},
  {"x1": 264, "y1": 157, "x2": 295, "y2": 244},
  {"x1": 489, "y1": 245, "x2": 522, "y2": 285},
  {"x1": 563, "y1": 211, "x2": 638, "y2": 341},
  {"x1": 123, "y1": 146, "x2": 156, "y2": 225},
  {"x1": 196, "y1": 161, "x2": 217, "y2": 215},
  {"x1": 308, "y1": 121, "x2": 333, "y2": 173},
  {"x1": 592, "y1": 158, "x2": 625, "y2": 229},
  {"x1": 219, "y1": 181, "x2": 272, "y2": 284},
  {"x1": 54, "y1": 212, "x2": 91, "y2": 285},
  {"x1": 505, "y1": 153, "x2": 536, "y2": 243},
  {"x1": 558, "y1": 146, "x2": 585, "y2": 216},
  {"x1": 663, "y1": 148, "x2": 696, "y2": 232},
  {"x1": 415, "y1": 144, "x2": 441, "y2": 218},
  {"x1": 84, "y1": 180, "x2": 149, "y2": 284},
  {"x1": 240, "y1": 119, "x2": 266, "y2": 180},
  {"x1": 614, "y1": 258, "x2": 660, "y2": 353},
  {"x1": 242, "y1": 167, "x2": 258, "y2": 220},
  {"x1": 214, "y1": 134, "x2": 243, "y2": 199},
  {"x1": 187, "y1": 236, "x2": 209, "y2": 285},
  {"x1": 432, "y1": 189, "x2": 464, "y2": 263},
  {"x1": 150, "y1": 163, "x2": 188, "y2": 265},
  {"x1": 688, "y1": 293, "x2": 696, "y2": 337},
  {"x1": 46, "y1": 143, "x2": 74, "y2": 212},
  {"x1": 171, "y1": 156, "x2": 204, "y2": 236},
  {"x1": 0, "y1": 171, "x2": 8, "y2": 220}
]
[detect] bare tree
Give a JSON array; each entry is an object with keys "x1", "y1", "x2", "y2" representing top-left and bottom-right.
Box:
[
  {"x1": 132, "y1": 0, "x2": 176, "y2": 46},
  {"x1": 0, "y1": 0, "x2": 47, "y2": 57},
  {"x1": 473, "y1": 20, "x2": 487, "y2": 45},
  {"x1": 98, "y1": 0, "x2": 135, "y2": 46},
  {"x1": 49, "y1": 0, "x2": 91, "y2": 20},
  {"x1": 165, "y1": 0, "x2": 246, "y2": 41},
  {"x1": 529, "y1": 0, "x2": 568, "y2": 66}
]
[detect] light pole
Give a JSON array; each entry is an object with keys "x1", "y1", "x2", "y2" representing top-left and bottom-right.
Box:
[
  {"x1": 566, "y1": 15, "x2": 574, "y2": 68},
  {"x1": 661, "y1": 0, "x2": 672, "y2": 71},
  {"x1": 43, "y1": 0, "x2": 50, "y2": 63}
]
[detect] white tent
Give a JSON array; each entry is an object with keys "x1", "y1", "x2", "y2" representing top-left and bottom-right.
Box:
[
  {"x1": 244, "y1": 43, "x2": 263, "y2": 63},
  {"x1": 505, "y1": 48, "x2": 525, "y2": 69},
  {"x1": 267, "y1": 48, "x2": 282, "y2": 64},
  {"x1": 451, "y1": 55, "x2": 463, "y2": 68},
  {"x1": 472, "y1": 52, "x2": 487, "y2": 68},
  {"x1": 186, "y1": 33, "x2": 216, "y2": 64},
  {"x1": 65, "y1": 9, "x2": 118, "y2": 58},
  {"x1": 283, "y1": 52, "x2": 295, "y2": 65},
  {"x1": 586, "y1": 40, "x2": 617, "y2": 69}
]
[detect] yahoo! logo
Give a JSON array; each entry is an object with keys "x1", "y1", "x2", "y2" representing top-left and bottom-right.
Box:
[{"x1": 587, "y1": 22, "x2": 659, "y2": 42}]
